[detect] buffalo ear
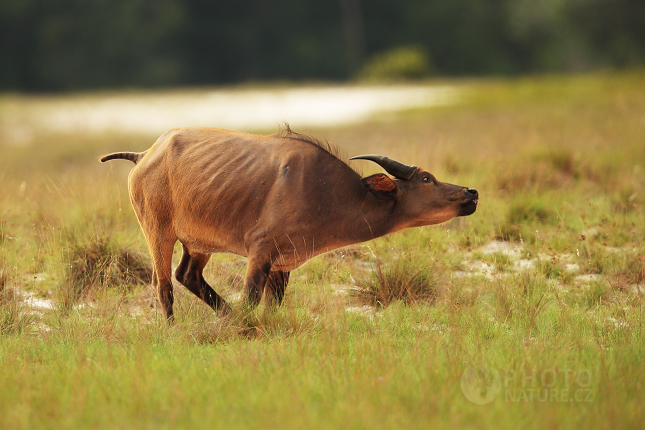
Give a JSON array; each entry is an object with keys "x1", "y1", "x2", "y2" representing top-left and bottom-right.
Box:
[{"x1": 362, "y1": 173, "x2": 397, "y2": 200}]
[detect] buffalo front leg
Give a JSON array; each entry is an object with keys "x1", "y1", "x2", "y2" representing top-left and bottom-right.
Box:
[
  {"x1": 265, "y1": 270, "x2": 290, "y2": 306},
  {"x1": 175, "y1": 245, "x2": 230, "y2": 315},
  {"x1": 243, "y1": 258, "x2": 272, "y2": 309}
]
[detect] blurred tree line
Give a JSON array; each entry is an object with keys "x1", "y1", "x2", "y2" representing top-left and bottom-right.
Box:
[{"x1": 1, "y1": 0, "x2": 644, "y2": 91}]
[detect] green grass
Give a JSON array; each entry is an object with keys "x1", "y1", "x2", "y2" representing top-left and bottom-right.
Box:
[{"x1": 1, "y1": 71, "x2": 644, "y2": 429}]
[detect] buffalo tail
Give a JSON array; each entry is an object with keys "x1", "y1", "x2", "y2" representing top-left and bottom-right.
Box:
[{"x1": 100, "y1": 152, "x2": 144, "y2": 164}]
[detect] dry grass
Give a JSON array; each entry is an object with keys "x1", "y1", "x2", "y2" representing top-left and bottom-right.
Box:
[
  {"x1": 64, "y1": 235, "x2": 152, "y2": 295},
  {"x1": 352, "y1": 256, "x2": 442, "y2": 307}
]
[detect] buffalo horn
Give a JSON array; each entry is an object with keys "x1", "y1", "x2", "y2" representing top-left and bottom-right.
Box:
[{"x1": 350, "y1": 154, "x2": 417, "y2": 180}]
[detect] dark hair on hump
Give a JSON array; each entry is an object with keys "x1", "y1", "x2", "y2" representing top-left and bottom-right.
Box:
[{"x1": 274, "y1": 123, "x2": 355, "y2": 169}]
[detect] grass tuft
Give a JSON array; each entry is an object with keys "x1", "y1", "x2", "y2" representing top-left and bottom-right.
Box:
[
  {"x1": 498, "y1": 199, "x2": 557, "y2": 241},
  {"x1": 613, "y1": 184, "x2": 642, "y2": 213},
  {"x1": 0, "y1": 285, "x2": 33, "y2": 336},
  {"x1": 538, "y1": 255, "x2": 574, "y2": 283},
  {"x1": 352, "y1": 256, "x2": 441, "y2": 307},
  {"x1": 0, "y1": 268, "x2": 7, "y2": 292},
  {"x1": 59, "y1": 233, "x2": 152, "y2": 310},
  {"x1": 583, "y1": 279, "x2": 611, "y2": 307},
  {"x1": 493, "y1": 272, "x2": 549, "y2": 328},
  {"x1": 624, "y1": 253, "x2": 645, "y2": 284},
  {"x1": 612, "y1": 252, "x2": 645, "y2": 288}
]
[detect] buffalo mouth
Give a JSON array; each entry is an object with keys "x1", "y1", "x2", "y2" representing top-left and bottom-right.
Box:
[{"x1": 458, "y1": 198, "x2": 478, "y2": 216}]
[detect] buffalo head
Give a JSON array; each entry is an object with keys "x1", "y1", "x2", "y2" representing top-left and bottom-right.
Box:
[{"x1": 351, "y1": 154, "x2": 478, "y2": 228}]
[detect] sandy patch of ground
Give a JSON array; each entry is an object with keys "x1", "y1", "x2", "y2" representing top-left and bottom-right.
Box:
[
  {"x1": 480, "y1": 240, "x2": 523, "y2": 257},
  {"x1": 21, "y1": 291, "x2": 55, "y2": 310}
]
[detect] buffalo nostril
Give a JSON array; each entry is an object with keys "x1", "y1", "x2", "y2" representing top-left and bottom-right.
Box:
[{"x1": 465, "y1": 188, "x2": 478, "y2": 197}]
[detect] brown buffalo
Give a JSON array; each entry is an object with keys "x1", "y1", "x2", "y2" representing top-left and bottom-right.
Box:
[{"x1": 101, "y1": 126, "x2": 478, "y2": 319}]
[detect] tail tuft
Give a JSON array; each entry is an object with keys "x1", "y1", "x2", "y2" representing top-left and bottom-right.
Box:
[{"x1": 100, "y1": 152, "x2": 142, "y2": 164}]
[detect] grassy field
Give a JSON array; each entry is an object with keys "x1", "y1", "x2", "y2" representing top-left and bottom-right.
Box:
[{"x1": 1, "y1": 71, "x2": 644, "y2": 429}]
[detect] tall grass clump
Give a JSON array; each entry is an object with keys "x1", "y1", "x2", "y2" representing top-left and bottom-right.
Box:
[
  {"x1": 58, "y1": 231, "x2": 152, "y2": 310},
  {"x1": 622, "y1": 253, "x2": 645, "y2": 285},
  {"x1": 493, "y1": 272, "x2": 549, "y2": 328},
  {"x1": 578, "y1": 243, "x2": 624, "y2": 276},
  {"x1": 0, "y1": 258, "x2": 7, "y2": 292},
  {"x1": 537, "y1": 254, "x2": 575, "y2": 284},
  {"x1": 0, "y1": 265, "x2": 33, "y2": 336},
  {"x1": 604, "y1": 249, "x2": 644, "y2": 291},
  {"x1": 353, "y1": 255, "x2": 442, "y2": 307},
  {"x1": 581, "y1": 279, "x2": 612, "y2": 307},
  {"x1": 0, "y1": 288, "x2": 26, "y2": 336},
  {"x1": 613, "y1": 183, "x2": 644, "y2": 213}
]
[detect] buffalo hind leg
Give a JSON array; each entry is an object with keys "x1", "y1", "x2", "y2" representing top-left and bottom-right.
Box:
[
  {"x1": 265, "y1": 270, "x2": 290, "y2": 306},
  {"x1": 146, "y1": 235, "x2": 176, "y2": 321},
  {"x1": 175, "y1": 245, "x2": 230, "y2": 315}
]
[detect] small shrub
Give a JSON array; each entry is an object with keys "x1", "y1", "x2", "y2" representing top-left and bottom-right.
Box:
[
  {"x1": 352, "y1": 256, "x2": 441, "y2": 307},
  {"x1": 359, "y1": 45, "x2": 433, "y2": 82}
]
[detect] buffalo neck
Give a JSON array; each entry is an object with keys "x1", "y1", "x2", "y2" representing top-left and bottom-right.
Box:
[{"x1": 344, "y1": 188, "x2": 403, "y2": 243}]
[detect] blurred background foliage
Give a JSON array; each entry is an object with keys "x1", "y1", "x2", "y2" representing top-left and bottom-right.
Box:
[{"x1": 1, "y1": 0, "x2": 644, "y2": 91}]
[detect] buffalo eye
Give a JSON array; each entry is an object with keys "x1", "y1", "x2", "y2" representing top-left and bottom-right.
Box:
[{"x1": 422, "y1": 176, "x2": 431, "y2": 183}]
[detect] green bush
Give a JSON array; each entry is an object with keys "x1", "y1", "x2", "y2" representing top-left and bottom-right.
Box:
[{"x1": 359, "y1": 46, "x2": 433, "y2": 81}]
